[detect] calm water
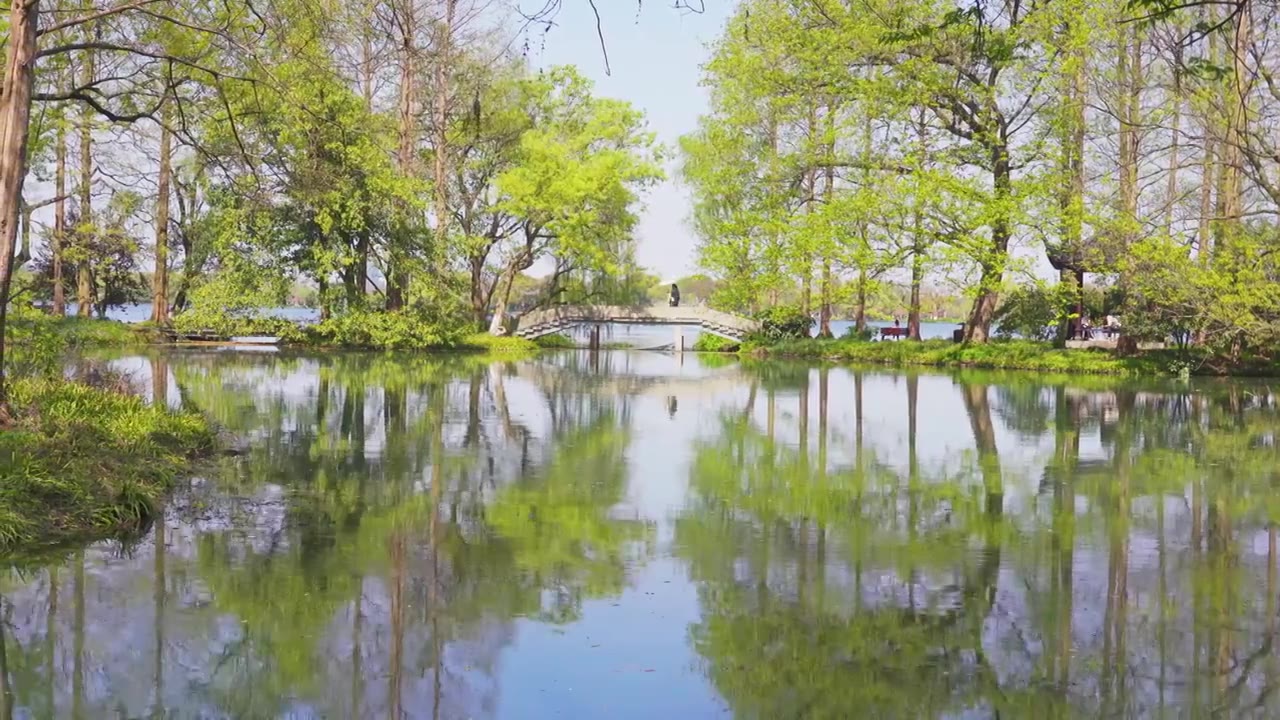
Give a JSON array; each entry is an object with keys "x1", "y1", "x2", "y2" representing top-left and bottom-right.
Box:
[
  {"x1": 78, "y1": 302, "x2": 958, "y2": 345},
  {"x1": 3, "y1": 350, "x2": 1280, "y2": 718}
]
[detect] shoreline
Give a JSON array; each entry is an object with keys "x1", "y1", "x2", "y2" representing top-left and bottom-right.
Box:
[
  {"x1": 722, "y1": 338, "x2": 1268, "y2": 378},
  {"x1": 25, "y1": 315, "x2": 1278, "y2": 379},
  {"x1": 0, "y1": 378, "x2": 217, "y2": 555}
]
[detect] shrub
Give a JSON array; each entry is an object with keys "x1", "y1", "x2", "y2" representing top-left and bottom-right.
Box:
[
  {"x1": 750, "y1": 305, "x2": 814, "y2": 342},
  {"x1": 535, "y1": 333, "x2": 577, "y2": 349},
  {"x1": 840, "y1": 325, "x2": 876, "y2": 342},
  {"x1": 461, "y1": 333, "x2": 539, "y2": 354},
  {"x1": 172, "y1": 303, "x2": 305, "y2": 342},
  {"x1": 303, "y1": 308, "x2": 468, "y2": 349},
  {"x1": 5, "y1": 305, "x2": 67, "y2": 378},
  {"x1": 693, "y1": 333, "x2": 740, "y2": 352},
  {"x1": 5, "y1": 305, "x2": 143, "y2": 379},
  {"x1": 993, "y1": 284, "x2": 1073, "y2": 341}
]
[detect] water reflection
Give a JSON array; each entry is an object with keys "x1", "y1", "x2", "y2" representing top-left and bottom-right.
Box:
[{"x1": 2, "y1": 352, "x2": 1280, "y2": 718}]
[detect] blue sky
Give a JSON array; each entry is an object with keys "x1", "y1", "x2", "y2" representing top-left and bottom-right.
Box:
[{"x1": 526, "y1": 1, "x2": 737, "y2": 282}]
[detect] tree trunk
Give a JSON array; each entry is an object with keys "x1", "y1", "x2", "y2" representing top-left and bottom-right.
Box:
[
  {"x1": 53, "y1": 114, "x2": 66, "y2": 316},
  {"x1": 1056, "y1": 26, "x2": 1086, "y2": 343},
  {"x1": 76, "y1": 37, "x2": 94, "y2": 318},
  {"x1": 1216, "y1": 7, "x2": 1249, "y2": 255},
  {"x1": 488, "y1": 267, "x2": 518, "y2": 335},
  {"x1": 318, "y1": 277, "x2": 330, "y2": 321},
  {"x1": 0, "y1": 0, "x2": 40, "y2": 412},
  {"x1": 1165, "y1": 39, "x2": 1182, "y2": 238},
  {"x1": 908, "y1": 115, "x2": 931, "y2": 342},
  {"x1": 355, "y1": 231, "x2": 368, "y2": 304},
  {"x1": 1197, "y1": 12, "x2": 1218, "y2": 263},
  {"x1": 818, "y1": 258, "x2": 832, "y2": 338},
  {"x1": 469, "y1": 256, "x2": 489, "y2": 329},
  {"x1": 1198, "y1": 127, "x2": 1215, "y2": 261},
  {"x1": 171, "y1": 165, "x2": 200, "y2": 315},
  {"x1": 908, "y1": 238, "x2": 923, "y2": 341},
  {"x1": 431, "y1": 0, "x2": 459, "y2": 271},
  {"x1": 818, "y1": 139, "x2": 835, "y2": 338},
  {"x1": 16, "y1": 200, "x2": 30, "y2": 265},
  {"x1": 387, "y1": 3, "x2": 417, "y2": 312},
  {"x1": 964, "y1": 131, "x2": 1012, "y2": 343},
  {"x1": 151, "y1": 106, "x2": 172, "y2": 324},
  {"x1": 799, "y1": 108, "x2": 818, "y2": 322},
  {"x1": 1056, "y1": 267, "x2": 1083, "y2": 343},
  {"x1": 1118, "y1": 25, "x2": 1142, "y2": 256},
  {"x1": 854, "y1": 271, "x2": 867, "y2": 332}
]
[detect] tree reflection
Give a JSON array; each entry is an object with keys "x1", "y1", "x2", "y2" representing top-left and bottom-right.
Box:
[
  {"x1": 0, "y1": 350, "x2": 656, "y2": 717},
  {"x1": 680, "y1": 368, "x2": 1280, "y2": 717}
]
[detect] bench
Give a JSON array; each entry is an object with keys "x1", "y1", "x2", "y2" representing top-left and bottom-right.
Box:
[{"x1": 880, "y1": 326, "x2": 909, "y2": 340}]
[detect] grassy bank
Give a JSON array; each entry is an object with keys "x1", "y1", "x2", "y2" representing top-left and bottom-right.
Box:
[
  {"x1": 741, "y1": 339, "x2": 1180, "y2": 376},
  {"x1": 0, "y1": 378, "x2": 215, "y2": 550},
  {"x1": 9, "y1": 308, "x2": 154, "y2": 346}
]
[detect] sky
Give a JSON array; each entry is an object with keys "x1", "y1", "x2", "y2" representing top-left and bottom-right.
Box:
[{"x1": 524, "y1": 1, "x2": 737, "y2": 282}]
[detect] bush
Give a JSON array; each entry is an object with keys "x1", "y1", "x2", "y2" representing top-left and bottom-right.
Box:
[
  {"x1": 174, "y1": 307, "x2": 306, "y2": 342},
  {"x1": 993, "y1": 284, "x2": 1072, "y2": 341},
  {"x1": 535, "y1": 333, "x2": 577, "y2": 349},
  {"x1": 749, "y1": 338, "x2": 1167, "y2": 375},
  {"x1": 693, "y1": 333, "x2": 740, "y2": 352},
  {"x1": 6, "y1": 306, "x2": 144, "y2": 376},
  {"x1": 750, "y1": 305, "x2": 814, "y2": 342},
  {"x1": 303, "y1": 308, "x2": 468, "y2": 349},
  {"x1": 5, "y1": 305, "x2": 68, "y2": 378},
  {"x1": 460, "y1": 333, "x2": 539, "y2": 354},
  {"x1": 840, "y1": 325, "x2": 877, "y2": 342}
]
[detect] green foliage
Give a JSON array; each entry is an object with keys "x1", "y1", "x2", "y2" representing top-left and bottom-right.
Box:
[
  {"x1": 693, "y1": 333, "x2": 741, "y2": 352},
  {"x1": 993, "y1": 284, "x2": 1074, "y2": 341},
  {"x1": 303, "y1": 308, "x2": 468, "y2": 350},
  {"x1": 755, "y1": 338, "x2": 1168, "y2": 375},
  {"x1": 5, "y1": 306, "x2": 70, "y2": 378},
  {"x1": 840, "y1": 325, "x2": 876, "y2": 342},
  {"x1": 172, "y1": 265, "x2": 302, "y2": 339},
  {"x1": 458, "y1": 333, "x2": 539, "y2": 355},
  {"x1": 750, "y1": 305, "x2": 814, "y2": 342},
  {"x1": 0, "y1": 377, "x2": 214, "y2": 550},
  {"x1": 1119, "y1": 228, "x2": 1280, "y2": 358},
  {"x1": 5, "y1": 306, "x2": 147, "y2": 379},
  {"x1": 535, "y1": 333, "x2": 577, "y2": 349}
]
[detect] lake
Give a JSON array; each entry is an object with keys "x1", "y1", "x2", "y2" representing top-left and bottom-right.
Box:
[
  {"x1": 79, "y1": 303, "x2": 961, "y2": 344},
  {"x1": 2, "y1": 349, "x2": 1278, "y2": 718}
]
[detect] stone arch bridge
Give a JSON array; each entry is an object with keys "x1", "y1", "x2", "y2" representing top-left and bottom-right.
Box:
[{"x1": 511, "y1": 305, "x2": 759, "y2": 344}]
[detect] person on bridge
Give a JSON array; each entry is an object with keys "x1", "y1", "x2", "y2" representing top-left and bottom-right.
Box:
[{"x1": 669, "y1": 283, "x2": 681, "y2": 307}]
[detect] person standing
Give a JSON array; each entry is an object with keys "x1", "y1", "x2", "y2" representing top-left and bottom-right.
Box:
[{"x1": 669, "y1": 283, "x2": 681, "y2": 307}]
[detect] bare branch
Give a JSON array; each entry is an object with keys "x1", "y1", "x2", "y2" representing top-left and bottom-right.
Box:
[
  {"x1": 587, "y1": 0, "x2": 611, "y2": 76},
  {"x1": 38, "y1": 0, "x2": 168, "y2": 37}
]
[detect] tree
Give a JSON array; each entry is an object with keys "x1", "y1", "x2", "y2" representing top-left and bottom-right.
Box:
[
  {"x1": 482, "y1": 66, "x2": 662, "y2": 332},
  {"x1": 0, "y1": 0, "x2": 272, "y2": 412}
]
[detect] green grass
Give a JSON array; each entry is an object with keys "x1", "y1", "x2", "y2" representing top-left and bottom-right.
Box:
[
  {"x1": 0, "y1": 378, "x2": 215, "y2": 551},
  {"x1": 9, "y1": 309, "x2": 153, "y2": 347},
  {"x1": 748, "y1": 338, "x2": 1174, "y2": 376}
]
